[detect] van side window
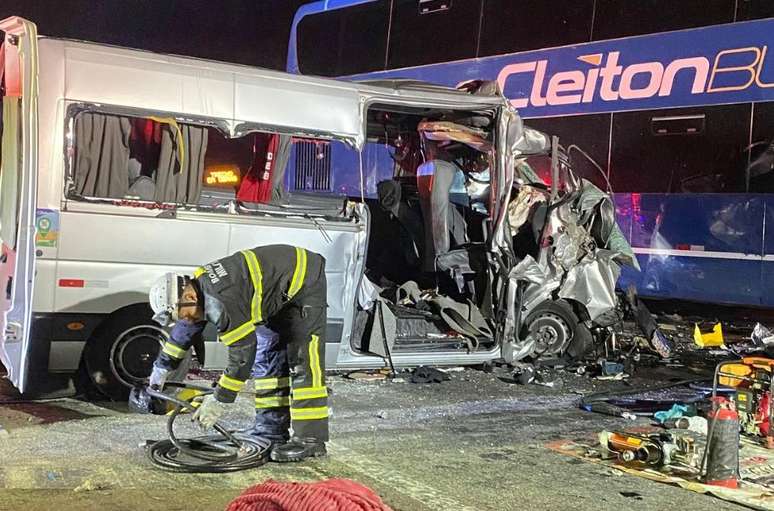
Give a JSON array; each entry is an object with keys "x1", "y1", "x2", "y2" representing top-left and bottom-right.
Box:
[
  {"x1": 71, "y1": 112, "x2": 209, "y2": 204},
  {"x1": 69, "y1": 111, "x2": 292, "y2": 206}
]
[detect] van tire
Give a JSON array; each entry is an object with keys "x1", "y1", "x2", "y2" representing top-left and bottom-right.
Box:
[
  {"x1": 78, "y1": 304, "x2": 191, "y2": 401},
  {"x1": 523, "y1": 299, "x2": 593, "y2": 361}
]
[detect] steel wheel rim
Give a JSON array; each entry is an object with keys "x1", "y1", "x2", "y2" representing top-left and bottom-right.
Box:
[
  {"x1": 529, "y1": 312, "x2": 572, "y2": 355},
  {"x1": 110, "y1": 325, "x2": 169, "y2": 388}
]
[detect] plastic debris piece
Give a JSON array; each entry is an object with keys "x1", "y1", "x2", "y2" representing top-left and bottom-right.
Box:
[
  {"x1": 694, "y1": 323, "x2": 725, "y2": 348},
  {"x1": 599, "y1": 360, "x2": 625, "y2": 376},
  {"x1": 513, "y1": 365, "x2": 536, "y2": 385},
  {"x1": 650, "y1": 330, "x2": 674, "y2": 358},
  {"x1": 751, "y1": 323, "x2": 774, "y2": 346},
  {"x1": 654, "y1": 404, "x2": 690, "y2": 424}
]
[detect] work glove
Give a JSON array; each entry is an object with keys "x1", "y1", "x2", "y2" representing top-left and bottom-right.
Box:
[
  {"x1": 191, "y1": 394, "x2": 226, "y2": 429},
  {"x1": 148, "y1": 365, "x2": 169, "y2": 391}
]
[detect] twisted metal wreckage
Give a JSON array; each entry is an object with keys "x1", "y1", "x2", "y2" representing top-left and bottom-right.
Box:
[{"x1": 358, "y1": 80, "x2": 664, "y2": 367}]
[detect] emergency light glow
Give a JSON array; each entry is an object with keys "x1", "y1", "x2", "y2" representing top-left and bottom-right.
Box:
[{"x1": 205, "y1": 166, "x2": 240, "y2": 186}]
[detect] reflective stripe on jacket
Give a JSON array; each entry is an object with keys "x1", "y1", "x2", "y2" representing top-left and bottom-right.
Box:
[{"x1": 194, "y1": 245, "x2": 325, "y2": 403}]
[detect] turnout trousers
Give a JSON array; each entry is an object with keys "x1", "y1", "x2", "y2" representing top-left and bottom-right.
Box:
[{"x1": 251, "y1": 272, "x2": 329, "y2": 442}]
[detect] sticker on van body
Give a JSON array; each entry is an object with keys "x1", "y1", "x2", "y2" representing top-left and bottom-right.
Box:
[{"x1": 35, "y1": 209, "x2": 59, "y2": 248}]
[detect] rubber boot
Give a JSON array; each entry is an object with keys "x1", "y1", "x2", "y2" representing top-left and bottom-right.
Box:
[{"x1": 270, "y1": 437, "x2": 327, "y2": 463}]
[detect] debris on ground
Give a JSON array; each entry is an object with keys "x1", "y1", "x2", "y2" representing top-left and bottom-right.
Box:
[
  {"x1": 598, "y1": 360, "x2": 625, "y2": 377},
  {"x1": 653, "y1": 404, "x2": 692, "y2": 424},
  {"x1": 694, "y1": 323, "x2": 725, "y2": 348},
  {"x1": 73, "y1": 479, "x2": 113, "y2": 493},
  {"x1": 663, "y1": 416, "x2": 709, "y2": 436},
  {"x1": 346, "y1": 370, "x2": 390, "y2": 382},
  {"x1": 409, "y1": 366, "x2": 450, "y2": 384}
]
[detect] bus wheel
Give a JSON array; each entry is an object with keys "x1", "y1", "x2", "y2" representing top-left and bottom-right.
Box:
[{"x1": 78, "y1": 304, "x2": 190, "y2": 401}]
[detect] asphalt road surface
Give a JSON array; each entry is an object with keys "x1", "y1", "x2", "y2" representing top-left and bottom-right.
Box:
[{"x1": 0, "y1": 368, "x2": 745, "y2": 511}]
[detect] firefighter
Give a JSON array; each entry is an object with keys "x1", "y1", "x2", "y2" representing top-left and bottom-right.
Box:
[{"x1": 146, "y1": 244, "x2": 328, "y2": 463}]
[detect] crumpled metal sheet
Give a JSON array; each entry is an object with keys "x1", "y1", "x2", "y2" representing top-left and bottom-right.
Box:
[
  {"x1": 509, "y1": 254, "x2": 550, "y2": 285},
  {"x1": 551, "y1": 205, "x2": 587, "y2": 272},
  {"x1": 559, "y1": 249, "x2": 622, "y2": 321},
  {"x1": 575, "y1": 179, "x2": 640, "y2": 271},
  {"x1": 492, "y1": 107, "x2": 552, "y2": 254},
  {"x1": 501, "y1": 255, "x2": 547, "y2": 362},
  {"x1": 513, "y1": 125, "x2": 552, "y2": 157}
]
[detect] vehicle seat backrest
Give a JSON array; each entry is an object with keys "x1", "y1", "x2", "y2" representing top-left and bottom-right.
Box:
[
  {"x1": 377, "y1": 180, "x2": 425, "y2": 268},
  {"x1": 127, "y1": 175, "x2": 156, "y2": 201}
]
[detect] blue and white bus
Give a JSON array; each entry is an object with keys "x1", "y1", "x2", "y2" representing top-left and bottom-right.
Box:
[{"x1": 287, "y1": 0, "x2": 774, "y2": 309}]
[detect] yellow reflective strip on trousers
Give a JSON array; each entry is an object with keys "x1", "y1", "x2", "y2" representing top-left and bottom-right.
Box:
[
  {"x1": 162, "y1": 342, "x2": 186, "y2": 359},
  {"x1": 290, "y1": 406, "x2": 329, "y2": 420},
  {"x1": 193, "y1": 267, "x2": 206, "y2": 278},
  {"x1": 255, "y1": 396, "x2": 291, "y2": 408},
  {"x1": 241, "y1": 250, "x2": 263, "y2": 323},
  {"x1": 254, "y1": 376, "x2": 291, "y2": 390},
  {"x1": 288, "y1": 247, "x2": 308, "y2": 298},
  {"x1": 309, "y1": 334, "x2": 322, "y2": 389},
  {"x1": 219, "y1": 321, "x2": 255, "y2": 345},
  {"x1": 218, "y1": 374, "x2": 246, "y2": 392},
  {"x1": 292, "y1": 386, "x2": 328, "y2": 400}
]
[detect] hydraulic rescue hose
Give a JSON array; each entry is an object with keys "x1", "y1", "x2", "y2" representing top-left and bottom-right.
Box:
[
  {"x1": 143, "y1": 383, "x2": 272, "y2": 473},
  {"x1": 580, "y1": 377, "x2": 710, "y2": 418}
]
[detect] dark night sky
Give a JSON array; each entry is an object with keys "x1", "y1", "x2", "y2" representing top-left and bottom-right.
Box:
[{"x1": 0, "y1": 0, "x2": 318, "y2": 70}]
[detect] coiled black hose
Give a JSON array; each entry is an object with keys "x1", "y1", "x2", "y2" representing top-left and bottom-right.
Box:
[{"x1": 144, "y1": 384, "x2": 272, "y2": 472}]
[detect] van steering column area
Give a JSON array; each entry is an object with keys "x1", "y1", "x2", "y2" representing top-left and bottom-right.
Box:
[{"x1": 146, "y1": 244, "x2": 329, "y2": 463}]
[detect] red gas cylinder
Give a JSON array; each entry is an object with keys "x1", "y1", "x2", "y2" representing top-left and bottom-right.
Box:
[{"x1": 705, "y1": 397, "x2": 740, "y2": 488}]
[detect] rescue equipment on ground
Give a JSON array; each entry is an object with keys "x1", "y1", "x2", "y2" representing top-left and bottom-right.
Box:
[
  {"x1": 141, "y1": 382, "x2": 272, "y2": 472},
  {"x1": 599, "y1": 430, "x2": 701, "y2": 472},
  {"x1": 225, "y1": 478, "x2": 393, "y2": 511},
  {"x1": 715, "y1": 357, "x2": 774, "y2": 448},
  {"x1": 703, "y1": 396, "x2": 740, "y2": 488}
]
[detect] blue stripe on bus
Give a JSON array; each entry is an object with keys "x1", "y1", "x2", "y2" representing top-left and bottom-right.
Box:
[{"x1": 343, "y1": 18, "x2": 774, "y2": 119}]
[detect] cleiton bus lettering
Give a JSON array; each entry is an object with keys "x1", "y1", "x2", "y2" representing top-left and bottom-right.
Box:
[{"x1": 498, "y1": 45, "x2": 772, "y2": 110}]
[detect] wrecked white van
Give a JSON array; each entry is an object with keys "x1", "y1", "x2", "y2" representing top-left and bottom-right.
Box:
[{"x1": 0, "y1": 17, "x2": 637, "y2": 398}]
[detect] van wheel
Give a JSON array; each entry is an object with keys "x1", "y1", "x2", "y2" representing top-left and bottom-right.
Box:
[
  {"x1": 78, "y1": 304, "x2": 191, "y2": 401},
  {"x1": 523, "y1": 300, "x2": 593, "y2": 361}
]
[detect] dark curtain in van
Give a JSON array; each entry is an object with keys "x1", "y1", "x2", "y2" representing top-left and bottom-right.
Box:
[
  {"x1": 155, "y1": 123, "x2": 208, "y2": 204},
  {"x1": 73, "y1": 113, "x2": 132, "y2": 198}
]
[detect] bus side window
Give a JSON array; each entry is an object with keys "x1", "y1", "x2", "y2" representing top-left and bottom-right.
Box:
[
  {"x1": 525, "y1": 114, "x2": 611, "y2": 192},
  {"x1": 296, "y1": 2, "x2": 390, "y2": 77},
  {"x1": 737, "y1": 0, "x2": 774, "y2": 21},
  {"x1": 609, "y1": 104, "x2": 751, "y2": 194},
  {"x1": 478, "y1": 0, "x2": 593, "y2": 58},
  {"x1": 592, "y1": 0, "x2": 735, "y2": 40},
  {"x1": 387, "y1": 0, "x2": 480, "y2": 69},
  {"x1": 748, "y1": 102, "x2": 774, "y2": 193}
]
